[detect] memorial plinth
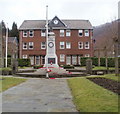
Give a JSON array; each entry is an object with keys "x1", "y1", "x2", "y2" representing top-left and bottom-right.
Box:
[{"x1": 44, "y1": 32, "x2": 59, "y2": 68}]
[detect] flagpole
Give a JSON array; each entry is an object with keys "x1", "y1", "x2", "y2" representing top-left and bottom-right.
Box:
[
  {"x1": 5, "y1": 23, "x2": 8, "y2": 68},
  {"x1": 46, "y1": 5, "x2": 49, "y2": 78}
]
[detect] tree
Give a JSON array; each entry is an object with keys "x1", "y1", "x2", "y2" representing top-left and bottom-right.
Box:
[
  {"x1": 9, "y1": 22, "x2": 19, "y2": 42},
  {"x1": 1, "y1": 20, "x2": 6, "y2": 36}
]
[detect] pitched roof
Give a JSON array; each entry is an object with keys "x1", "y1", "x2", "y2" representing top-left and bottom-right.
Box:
[{"x1": 19, "y1": 18, "x2": 93, "y2": 30}]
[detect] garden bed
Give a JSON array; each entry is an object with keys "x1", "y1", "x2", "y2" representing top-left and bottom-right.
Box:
[{"x1": 87, "y1": 77, "x2": 120, "y2": 95}]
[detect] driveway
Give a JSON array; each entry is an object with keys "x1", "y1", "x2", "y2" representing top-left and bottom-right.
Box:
[{"x1": 2, "y1": 78, "x2": 77, "y2": 112}]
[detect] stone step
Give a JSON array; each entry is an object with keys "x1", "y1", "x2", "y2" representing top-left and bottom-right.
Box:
[{"x1": 16, "y1": 72, "x2": 88, "y2": 78}]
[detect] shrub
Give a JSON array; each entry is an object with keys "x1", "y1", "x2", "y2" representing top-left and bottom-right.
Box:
[
  {"x1": 33, "y1": 65, "x2": 43, "y2": 69},
  {"x1": 4, "y1": 58, "x2": 11, "y2": 67},
  {"x1": 61, "y1": 65, "x2": 74, "y2": 69},
  {"x1": 0, "y1": 68, "x2": 12, "y2": 75},
  {"x1": 80, "y1": 57, "x2": 120, "y2": 67},
  {"x1": 17, "y1": 59, "x2": 30, "y2": 67}
]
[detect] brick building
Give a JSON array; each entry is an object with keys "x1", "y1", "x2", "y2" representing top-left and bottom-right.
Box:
[{"x1": 19, "y1": 16, "x2": 93, "y2": 65}]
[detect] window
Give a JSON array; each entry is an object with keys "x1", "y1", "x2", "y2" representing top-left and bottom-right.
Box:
[
  {"x1": 41, "y1": 56, "x2": 45, "y2": 64},
  {"x1": 29, "y1": 42, "x2": 34, "y2": 49},
  {"x1": 78, "y1": 30, "x2": 83, "y2": 37},
  {"x1": 60, "y1": 30, "x2": 64, "y2": 37},
  {"x1": 66, "y1": 30, "x2": 71, "y2": 37},
  {"x1": 60, "y1": 42, "x2": 65, "y2": 49},
  {"x1": 66, "y1": 55, "x2": 71, "y2": 65},
  {"x1": 23, "y1": 31, "x2": 27, "y2": 37},
  {"x1": 41, "y1": 29, "x2": 46, "y2": 37},
  {"x1": 41, "y1": 42, "x2": 46, "y2": 49},
  {"x1": 60, "y1": 54, "x2": 65, "y2": 62},
  {"x1": 29, "y1": 30, "x2": 34, "y2": 37},
  {"x1": 72, "y1": 55, "x2": 77, "y2": 65},
  {"x1": 22, "y1": 55, "x2": 27, "y2": 59},
  {"x1": 78, "y1": 42, "x2": 83, "y2": 49},
  {"x1": 66, "y1": 42, "x2": 71, "y2": 49},
  {"x1": 85, "y1": 30, "x2": 89, "y2": 36},
  {"x1": 29, "y1": 56, "x2": 34, "y2": 65},
  {"x1": 85, "y1": 42, "x2": 90, "y2": 49},
  {"x1": 23, "y1": 43, "x2": 27, "y2": 49},
  {"x1": 85, "y1": 54, "x2": 90, "y2": 57},
  {"x1": 35, "y1": 56, "x2": 40, "y2": 65}
]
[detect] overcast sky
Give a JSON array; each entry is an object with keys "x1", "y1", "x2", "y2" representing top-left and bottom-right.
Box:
[{"x1": 0, "y1": 0, "x2": 119, "y2": 29}]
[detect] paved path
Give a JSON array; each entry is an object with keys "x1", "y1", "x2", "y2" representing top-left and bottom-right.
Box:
[{"x1": 2, "y1": 78, "x2": 77, "y2": 112}]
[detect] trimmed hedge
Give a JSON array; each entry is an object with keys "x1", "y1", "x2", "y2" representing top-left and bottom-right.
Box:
[
  {"x1": 18, "y1": 59, "x2": 30, "y2": 67},
  {"x1": 4, "y1": 58, "x2": 30, "y2": 67},
  {"x1": 61, "y1": 65, "x2": 74, "y2": 69},
  {"x1": 80, "y1": 57, "x2": 120, "y2": 67},
  {"x1": 33, "y1": 65, "x2": 43, "y2": 69}
]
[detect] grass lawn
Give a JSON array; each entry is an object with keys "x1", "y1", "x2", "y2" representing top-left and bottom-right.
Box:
[
  {"x1": 93, "y1": 66, "x2": 115, "y2": 70},
  {"x1": 67, "y1": 75, "x2": 119, "y2": 112},
  {"x1": 0, "y1": 77, "x2": 27, "y2": 92},
  {"x1": 87, "y1": 74, "x2": 120, "y2": 82}
]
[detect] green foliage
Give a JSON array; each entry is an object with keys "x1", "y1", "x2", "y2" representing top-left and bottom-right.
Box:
[
  {"x1": 4, "y1": 58, "x2": 11, "y2": 67},
  {"x1": 108, "y1": 58, "x2": 115, "y2": 67},
  {"x1": 68, "y1": 76, "x2": 118, "y2": 112},
  {"x1": 80, "y1": 57, "x2": 88, "y2": 66},
  {"x1": 33, "y1": 65, "x2": 43, "y2": 69},
  {"x1": 17, "y1": 59, "x2": 30, "y2": 67},
  {"x1": 100, "y1": 58, "x2": 105, "y2": 66},
  {"x1": 9, "y1": 22, "x2": 19, "y2": 42},
  {"x1": 61, "y1": 65, "x2": 74, "y2": 69},
  {"x1": 0, "y1": 77, "x2": 27, "y2": 92},
  {"x1": 80, "y1": 57, "x2": 120, "y2": 67}
]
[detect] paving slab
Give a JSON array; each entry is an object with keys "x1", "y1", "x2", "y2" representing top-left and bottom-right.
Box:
[{"x1": 2, "y1": 78, "x2": 77, "y2": 112}]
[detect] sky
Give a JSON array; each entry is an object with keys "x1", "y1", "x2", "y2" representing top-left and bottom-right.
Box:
[{"x1": 0, "y1": 0, "x2": 119, "y2": 29}]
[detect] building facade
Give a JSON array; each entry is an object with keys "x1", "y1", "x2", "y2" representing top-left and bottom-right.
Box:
[{"x1": 19, "y1": 16, "x2": 93, "y2": 65}]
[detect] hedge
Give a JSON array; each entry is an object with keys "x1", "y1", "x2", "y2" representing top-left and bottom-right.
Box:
[
  {"x1": 80, "y1": 57, "x2": 120, "y2": 67},
  {"x1": 17, "y1": 59, "x2": 30, "y2": 67},
  {"x1": 3, "y1": 58, "x2": 30, "y2": 67}
]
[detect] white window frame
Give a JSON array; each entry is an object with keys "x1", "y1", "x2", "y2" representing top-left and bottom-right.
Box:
[
  {"x1": 23, "y1": 31, "x2": 27, "y2": 37},
  {"x1": 66, "y1": 30, "x2": 71, "y2": 37},
  {"x1": 23, "y1": 42, "x2": 27, "y2": 50},
  {"x1": 85, "y1": 42, "x2": 90, "y2": 49},
  {"x1": 66, "y1": 42, "x2": 71, "y2": 49},
  {"x1": 60, "y1": 42, "x2": 65, "y2": 49},
  {"x1": 41, "y1": 29, "x2": 46, "y2": 37},
  {"x1": 60, "y1": 54, "x2": 65, "y2": 62},
  {"x1": 29, "y1": 30, "x2": 34, "y2": 37},
  {"x1": 85, "y1": 30, "x2": 89, "y2": 37},
  {"x1": 41, "y1": 42, "x2": 46, "y2": 49},
  {"x1": 85, "y1": 54, "x2": 90, "y2": 57},
  {"x1": 72, "y1": 55, "x2": 77, "y2": 65},
  {"x1": 78, "y1": 30, "x2": 83, "y2": 37},
  {"x1": 29, "y1": 56, "x2": 34, "y2": 65},
  {"x1": 29, "y1": 42, "x2": 34, "y2": 49},
  {"x1": 78, "y1": 42, "x2": 83, "y2": 49},
  {"x1": 22, "y1": 55, "x2": 27, "y2": 59},
  {"x1": 66, "y1": 55, "x2": 71, "y2": 65},
  {"x1": 60, "y1": 30, "x2": 64, "y2": 37},
  {"x1": 35, "y1": 56, "x2": 40, "y2": 65}
]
